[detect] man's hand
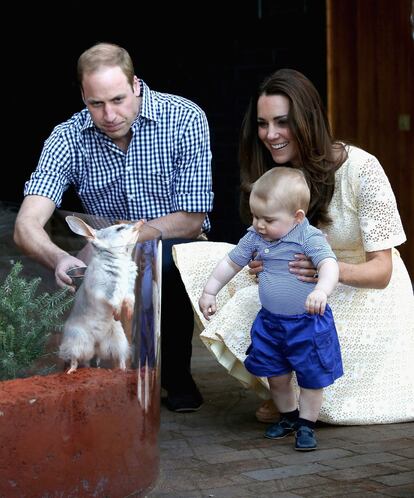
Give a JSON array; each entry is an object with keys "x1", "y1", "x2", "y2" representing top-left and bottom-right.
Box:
[{"x1": 55, "y1": 254, "x2": 87, "y2": 291}]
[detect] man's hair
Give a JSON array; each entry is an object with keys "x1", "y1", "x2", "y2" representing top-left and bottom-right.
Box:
[
  {"x1": 77, "y1": 42, "x2": 135, "y2": 89},
  {"x1": 251, "y1": 166, "x2": 310, "y2": 214}
]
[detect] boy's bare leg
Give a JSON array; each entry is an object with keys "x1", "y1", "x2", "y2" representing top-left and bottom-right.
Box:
[
  {"x1": 298, "y1": 387, "x2": 323, "y2": 422},
  {"x1": 268, "y1": 373, "x2": 297, "y2": 412}
]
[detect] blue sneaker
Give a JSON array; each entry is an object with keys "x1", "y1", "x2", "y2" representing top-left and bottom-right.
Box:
[
  {"x1": 295, "y1": 425, "x2": 317, "y2": 451},
  {"x1": 264, "y1": 417, "x2": 297, "y2": 439}
]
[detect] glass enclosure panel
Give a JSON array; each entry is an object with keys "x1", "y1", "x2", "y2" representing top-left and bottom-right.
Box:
[{"x1": 0, "y1": 204, "x2": 161, "y2": 497}]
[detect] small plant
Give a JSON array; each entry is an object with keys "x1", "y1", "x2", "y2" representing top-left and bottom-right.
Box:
[{"x1": 0, "y1": 261, "x2": 74, "y2": 380}]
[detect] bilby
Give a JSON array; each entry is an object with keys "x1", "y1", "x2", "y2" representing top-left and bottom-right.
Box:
[{"x1": 59, "y1": 215, "x2": 144, "y2": 374}]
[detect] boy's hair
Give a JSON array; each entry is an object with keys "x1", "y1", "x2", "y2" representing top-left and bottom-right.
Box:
[{"x1": 251, "y1": 167, "x2": 310, "y2": 214}]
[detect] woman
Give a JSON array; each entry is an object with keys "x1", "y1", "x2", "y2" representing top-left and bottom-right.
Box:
[{"x1": 172, "y1": 69, "x2": 414, "y2": 425}]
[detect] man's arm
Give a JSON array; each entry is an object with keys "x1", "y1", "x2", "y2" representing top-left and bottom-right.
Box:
[
  {"x1": 146, "y1": 211, "x2": 206, "y2": 240},
  {"x1": 150, "y1": 106, "x2": 212, "y2": 241},
  {"x1": 13, "y1": 195, "x2": 86, "y2": 289}
]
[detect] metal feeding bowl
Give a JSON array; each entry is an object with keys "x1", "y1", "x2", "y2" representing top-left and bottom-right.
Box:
[{"x1": 66, "y1": 266, "x2": 87, "y2": 290}]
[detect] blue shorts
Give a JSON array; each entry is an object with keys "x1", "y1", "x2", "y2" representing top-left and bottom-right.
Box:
[{"x1": 244, "y1": 306, "x2": 343, "y2": 389}]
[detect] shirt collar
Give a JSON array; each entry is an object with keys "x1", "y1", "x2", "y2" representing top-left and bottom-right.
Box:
[
  {"x1": 137, "y1": 79, "x2": 157, "y2": 122},
  {"x1": 80, "y1": 111, "x2": 95, "y2": 132},
  {"x1": 281, "y1": 217, "x2": 309, "y2": 242}
]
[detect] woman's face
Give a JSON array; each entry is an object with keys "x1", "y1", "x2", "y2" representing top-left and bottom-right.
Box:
[{"x1": 257, "y1": 94, "x2": 300, "y2": 166}]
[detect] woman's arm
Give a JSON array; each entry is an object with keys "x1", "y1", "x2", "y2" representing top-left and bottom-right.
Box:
[
  {"x1": 338, "y1": 249, "x2": 392, "y2": 289},
  {"x1": 288, "y1": 249, "x2": 392, "y2": 289}
]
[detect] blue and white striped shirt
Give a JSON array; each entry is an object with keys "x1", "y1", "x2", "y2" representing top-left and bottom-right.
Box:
[
  {"x1": 228, "y1": 218, "x2": 337, "y2": 315},
  {"x1": 24, "y1": 80, "x2": 214, "y2": 231}
]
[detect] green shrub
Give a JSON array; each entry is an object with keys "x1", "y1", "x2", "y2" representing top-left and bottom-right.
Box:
[{"x1": 0, "y1": 261, "x2": 74, "y2": 380}]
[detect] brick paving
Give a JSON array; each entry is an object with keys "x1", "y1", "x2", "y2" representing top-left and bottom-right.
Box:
[{"x1": 148, "y1": 333, "x2": 414, "y2": 497}]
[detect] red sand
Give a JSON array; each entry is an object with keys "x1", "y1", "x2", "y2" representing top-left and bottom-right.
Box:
[{"x1": 0, "y1": 368, "x2": 160, "y2": 497}]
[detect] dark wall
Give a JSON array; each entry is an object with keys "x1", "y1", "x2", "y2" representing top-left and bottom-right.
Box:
[{"x1": 5, "y1": 0, "x2": 326, "y2": 244}]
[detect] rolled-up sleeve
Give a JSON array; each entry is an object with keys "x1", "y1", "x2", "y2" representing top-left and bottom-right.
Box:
[
  {"x1": 23, "y1": 133, "x2": 72, "y2": 207},
  {"x1": 170, "y1": 110, "x2": 214, "y2": 214}
]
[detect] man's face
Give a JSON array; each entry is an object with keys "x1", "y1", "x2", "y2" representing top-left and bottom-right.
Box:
[{"x1": 82, "y1": 66, "x2": 140, "y2": 141}]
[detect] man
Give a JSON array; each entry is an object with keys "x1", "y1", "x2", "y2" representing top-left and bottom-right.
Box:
[{"x1": 13, "y1": 42, "x2": 213, "y2": 412}]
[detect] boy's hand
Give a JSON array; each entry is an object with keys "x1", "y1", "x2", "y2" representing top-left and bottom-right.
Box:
[
  {"x1": 305, "y1": 289, "x2": 328, "y2": 315},
  {"x1": 198, "y1": 292, "x2": 217, "y2": 320}
]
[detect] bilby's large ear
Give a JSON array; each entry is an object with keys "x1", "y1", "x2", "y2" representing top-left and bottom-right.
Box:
[{"x1": 65, "y1": 216, "x2": 96, "y2": 239}]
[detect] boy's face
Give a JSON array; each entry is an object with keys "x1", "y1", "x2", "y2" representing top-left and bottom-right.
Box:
[{"x1": 250, "y1": 195, "x2": 298, "y2": 241}]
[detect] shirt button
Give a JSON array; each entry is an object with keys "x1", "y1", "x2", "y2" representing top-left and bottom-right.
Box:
[{"x1": 264, "y1": 248, "x2": 269, "y2": 253}]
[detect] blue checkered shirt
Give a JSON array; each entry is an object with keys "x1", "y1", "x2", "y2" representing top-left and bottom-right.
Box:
[{"x1": 24, "y1": 80, "x2": 214, "y2": 231}]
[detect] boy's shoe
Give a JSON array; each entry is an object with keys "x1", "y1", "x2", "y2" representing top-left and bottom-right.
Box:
[
  {"x1": 295, "y1": 425, "x2": 317, "y2": 451},
  {"x1": 264, "y1": 417, "x2": 297, "y2": 439}
]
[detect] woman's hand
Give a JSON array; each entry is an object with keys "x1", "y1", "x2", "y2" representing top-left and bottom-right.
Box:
[
  {"x1": 288, "y1": 254, "x2": 319, "y2": 282},
  {"x1": 248, "y1": 253, "x2": 319, "y2": 282},
  {"x1": 247, "y1": 258, "x2": 263, "y2": 276}
]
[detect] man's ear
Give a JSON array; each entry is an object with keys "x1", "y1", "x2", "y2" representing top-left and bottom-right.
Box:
[
  {"x1": 133, "y1": 76, "x2": 141, "y2": 97},
  {"x1": 295, "y1": 209, "x2": 306, "y2": 223}
]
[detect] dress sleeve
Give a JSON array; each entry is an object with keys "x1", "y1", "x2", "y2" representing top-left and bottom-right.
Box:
[{"x1": 355, "y1": 152, "x2": 406, "y2": 252}]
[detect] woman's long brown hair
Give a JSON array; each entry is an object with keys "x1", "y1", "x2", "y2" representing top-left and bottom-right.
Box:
[{"x1": 239, "y1": 68, "x2": 345, "y2": 227}]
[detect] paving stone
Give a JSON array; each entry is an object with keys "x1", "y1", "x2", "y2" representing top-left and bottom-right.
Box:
[
  {"x1": 390, "y1": 446, "x2": 414, "y2": 459},
  {"x1": 269, "y1": 448, "x2": 353, "y2": 465},
  {"x1": 322, "y1": 452, "x2": 405, "y2": 469},
  {"x1": 242, "y1": 462, "x2": 334, "y2": 481},
  {"x1": 322, "y1": 438, "x2": 414, "y2": 456},
  {"x1": 381, "y1": 483, "x2": 414, "y2": 497},
  {"x1": 201, "y1": 457, "x2": 281, "y2": 476},
  {"x1": 371, "y1": 470, "x2": 414, "y2": 486},
  {"x1": 242, "y1": 475, "x2": 333, "y2": 495},
  {"x1": 319, "y1": 462, "x2": 412, "y2": 481},
  {"x1": 290, "y1": 481, "x2": 387, "y2": 497},
  {"x1": 395, "y1": 458, "x2": 414, "y2": 470}
]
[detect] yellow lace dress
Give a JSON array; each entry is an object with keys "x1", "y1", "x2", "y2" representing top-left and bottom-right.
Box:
[{"x1": 173, "y1": 145, "x2": 414, "y2": 425}]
